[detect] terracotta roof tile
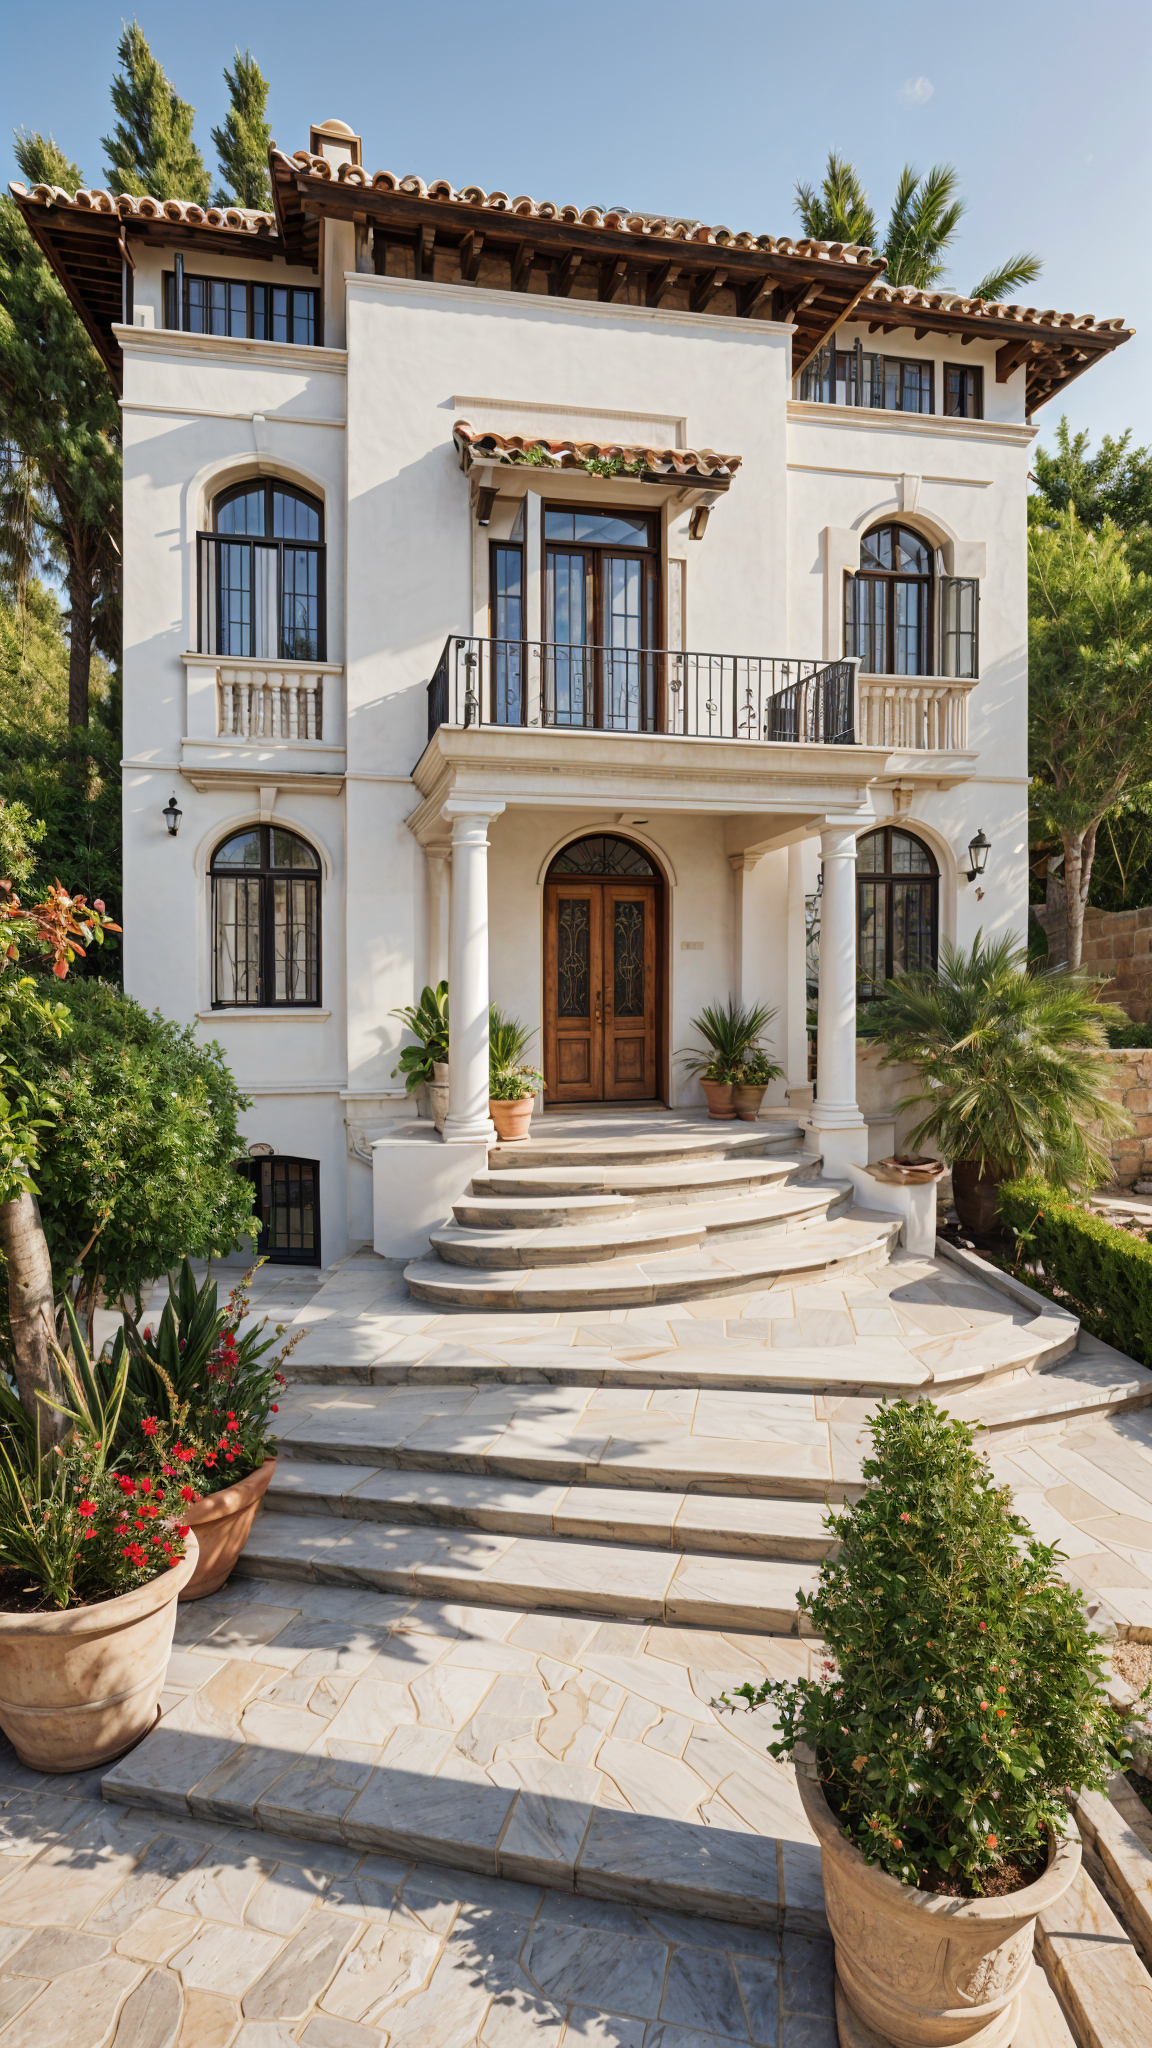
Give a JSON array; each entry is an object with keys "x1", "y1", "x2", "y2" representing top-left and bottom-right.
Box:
[
  {"x1": 453, "y1": 423, "x2": 740, "y2": 485},
  {"x1": 9, "y1": 180, "x2": 277, "y2": 236}
]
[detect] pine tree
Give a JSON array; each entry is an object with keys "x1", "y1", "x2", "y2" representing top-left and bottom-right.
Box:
[
  {"x1": 211, "y1": 49, "x2": 273, "y2": 212},
  {"x1": 0, "y1": 133, "x2": 121, "y2": 728},
  {"x1": 101, "y1": 20, "x2": 210, "y2": 204}
]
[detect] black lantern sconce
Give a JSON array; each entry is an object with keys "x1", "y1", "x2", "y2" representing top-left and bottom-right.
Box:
[
  {"x1": 964, "y1": 828, "x2": 991, "y2": 882},
  {"x1": 162, "y1": 793, "x2": 182, "y2": 837}
]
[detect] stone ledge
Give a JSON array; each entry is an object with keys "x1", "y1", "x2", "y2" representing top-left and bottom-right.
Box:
[{"x1": 1037, "y1": 1862, "x2": 1152, "y2": 2048}]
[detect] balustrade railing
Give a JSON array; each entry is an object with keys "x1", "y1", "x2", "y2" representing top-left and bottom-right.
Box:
[
  {"x1": 426, "y1": 637, "x2": 857, "y2": 747},
  {"x1": 856, "y1": 677, "x2": 970, "y2": 751},
  {"x1": 217, "y1": 664, "x2": 324, "y2": 740}
]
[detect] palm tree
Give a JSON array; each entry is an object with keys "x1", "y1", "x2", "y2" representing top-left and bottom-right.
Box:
[{"x1": 794, "y1": 154, "x2": 1041, "y2": 304}]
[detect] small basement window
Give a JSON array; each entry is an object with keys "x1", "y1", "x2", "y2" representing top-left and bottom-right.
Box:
[{"x1": 238, "y1": 1155, "x2": 320, "y2": 1266}]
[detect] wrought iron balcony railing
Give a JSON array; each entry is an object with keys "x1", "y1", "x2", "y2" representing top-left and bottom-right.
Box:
[{"x1": 426, "y1": 636, "x2": 857, "y2": 747}]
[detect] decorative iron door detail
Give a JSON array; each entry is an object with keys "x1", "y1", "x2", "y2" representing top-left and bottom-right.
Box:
[
  {"x1": 544, "y1": 843, "x2": 661, "y2": 1106},
  {"x1": 557, "y1": 899, "x2": 591, "y2": 1017},
  {"x1": 613, "y1": 901, "x2": 645, "y2": 1017}
]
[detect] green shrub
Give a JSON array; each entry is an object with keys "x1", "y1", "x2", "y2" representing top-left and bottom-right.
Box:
[
  {"x1": 998, "y1": 1176, "x2": 1152, "y2": 1363},
  {"x1": 1107, "y1": 1020, "x2": 1152, "y2": 1049},
  {"x1": 720, "y1": 1399, "x2": 1128, "y2": 1891}
]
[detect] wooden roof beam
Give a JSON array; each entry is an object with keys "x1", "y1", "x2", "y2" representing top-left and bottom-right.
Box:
[
  {"x1": 690, "y1": 267, "x2": 728, "y2": 314},
  {"x1": 459, "y1": 229, "x2": 483, "y2": 281},
  {"x1": 996, "y1": 336, "x2": 1035, "y2": 383},
  {"x1": 646, "y1": 259, "x2": 681, "y2": 309},
  {"x1": 599, "y1": 256, "x2": 627, "y2": 303},
  {"x1": 551, "y1": 247, "x2": 581, "y2": 298}
]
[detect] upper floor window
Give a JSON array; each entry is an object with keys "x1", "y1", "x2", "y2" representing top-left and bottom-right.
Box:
[
  {"x1": 198, "y1": 481, "x2": 326, "y2": 662},
  {"x1": 798, "y1": 347, "x2": 934, "y2": 414},
  {"x1": 844, "y1": 524, "x2": 979, "y2": 679},
  {"x1": 944, "y1": 363, "x2": 984, "y2": 419},
  {"x1": 211, "y1": 825, "x2": 320, "y2": 1008},
  {"x1": 163, "y1": 272, "x2": 319, "y2": 346}
]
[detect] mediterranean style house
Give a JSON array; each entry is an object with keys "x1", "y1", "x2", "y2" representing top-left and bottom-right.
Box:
[{"x1": 13, "y1": 123, "x2": 1131, "y2": 1268}]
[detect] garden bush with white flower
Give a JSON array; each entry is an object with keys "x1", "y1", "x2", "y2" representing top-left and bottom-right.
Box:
[{"x1": 723, "y1": 1399, "x2": 1133, "y2": 1895}]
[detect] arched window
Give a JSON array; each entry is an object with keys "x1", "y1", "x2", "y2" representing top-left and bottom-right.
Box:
[
  {"x1": 547, "y1": 836, "x2": 656, "y2": 878},
  {"x1": 211, "y1": 825, "x2": 320, "y2": 1008},
  {"x1": 845, "y1": 524, "x2": 933, "y2": 677},
  {"x1": 856, "y1": 828, "x2": 938, "y2": 997},
  {"x1": 199, "y1": 481, "x2": 325, "y2": 661}
]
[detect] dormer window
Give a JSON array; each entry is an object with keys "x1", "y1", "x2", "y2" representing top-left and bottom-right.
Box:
[{"x1": 163, "y1": 271, "x2": 319, "y2": 345}]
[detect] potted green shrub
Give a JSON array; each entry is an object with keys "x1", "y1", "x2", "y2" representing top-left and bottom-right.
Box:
[
  {"x1": 678, "y1": 999, "x2": 778, "y2": 1119},
  {"x1": 862, "y1": 934, "x2": 1129, "y2": 1234},
  {"x1": 125, "y1": 1259, "x2": 302, "y2": 1599},
  {"x1": 733, "y1": 1047, "x2": 785, "y2": 1122},
  {"x1": 390, "y1": 981, "x2": 450, "y2": 1132},
  {"x1": 0, "y1": 1311, "x2": 197, "y2": 1771},
  {"x1": 720, "y1": 1400, "x2": 1135, "y2": 2048},
  {"x1": 488, "y1": 1006, "x2": 544, "y2": 1143}
]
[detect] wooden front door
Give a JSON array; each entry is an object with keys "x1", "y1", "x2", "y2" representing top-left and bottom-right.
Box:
[{"x1": 544, "y1": 879, "x2": 659, "y2": 1103}]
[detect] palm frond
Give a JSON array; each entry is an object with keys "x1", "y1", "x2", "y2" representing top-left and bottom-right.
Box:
[
  {"x1": 794, "y1": 153, "x2": 877, "y2": 248},
  {"x1": 969, "y1": 254, "x2": 1042, "y2": 304}
]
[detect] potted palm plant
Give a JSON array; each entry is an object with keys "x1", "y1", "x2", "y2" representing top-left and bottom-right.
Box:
[
  {"x1": 489, "y1": 1007, "x2": 544, "y2": 1142},
  {"x1": 390, "y1": 982, "x2": 450, "y2": 1132},
  {"x1": 863, "y1": 934, "x2": 1129, "y2": 1234},
  {"x1": 733, "y1": 1047, "x2": 785, "y2": 1122},
  {"x1": 678, "y1": 999, "x2": 779, "y2": 1119},
  {"x1": 719, "y1": 1400, "x2": 1136, "y2": 2048}
]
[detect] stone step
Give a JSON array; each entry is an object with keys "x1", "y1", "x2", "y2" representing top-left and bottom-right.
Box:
[
  {"x1": 941, "y1": 1344, "x2": 1152, "y2": 1434},
  {"x1": 431, "y1": 1181, "x2": 852, "y2": 1269},
  {"x1": 471, "y1": 1153, "x2": 814, "y2": 1208},
  {"x1": 404, "y1": 1211, "x2": 901, "y2": 1309},
  {"x1": 455, "y1": 1190, "x2": 639, "y2": 1229},
  {"x1": 265, "y1": 1460, "x2": 839, "y2": 1559},
  {"x1": 489, "y1": 1118, "x2": 804, "y2": 1171},
  {"x1": 236, "y1": 1506, "x2": 819, "y2": 1630}
]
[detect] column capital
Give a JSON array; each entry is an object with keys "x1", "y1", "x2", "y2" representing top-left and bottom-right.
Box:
[
  {"x1": 441, "y1": 797, "x2": 505, "y2": 826},
  {"x1": 817, "y1": 819, "x2": 864, "y2": 861}
]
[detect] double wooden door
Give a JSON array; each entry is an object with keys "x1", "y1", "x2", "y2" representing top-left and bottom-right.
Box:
[{"x1": 544, "y1": 880, "x2": 659, "y2": 1102}]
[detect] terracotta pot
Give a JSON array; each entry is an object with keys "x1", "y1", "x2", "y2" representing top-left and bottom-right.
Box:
[
  {"x1": 179, "y1": 1458, "x2": 277, "y2": 1601},
  {"x1": 733, "y1": 1083, "x2": 767, "y2": 1123},
  {"x1": 795, "y1": 1744, "x2": 1080, "y2": 2048},
  {"x1": 951, "y1": 1160, "x2": 1007, "y2": 1236},
  {"x1": 489, "y1": 1095, "x2": 534, "y2": 1143},
  {"x1": 428, "y1": 1061, "x2": 450, "y2": 1135},
  {"x1": 0, "y1": 1532, "x2": 199, "y2": 1773},
  {"x1": 700, "y1": 1079, "x2": 736, "y2": 1119}
]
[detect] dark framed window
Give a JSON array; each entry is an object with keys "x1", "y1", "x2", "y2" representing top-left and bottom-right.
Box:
[
  {"x1": 845, "y1": 524, "x2": 933, "y2": 676},
  {"x1": 542, "y1": 505, "x2": 659, "y2": 732},
  {"x1": 856, "y1": 827, "x2": 939, "y2": 997},
  {"x1": 548, "y1": 835, "x2": 656, "y2": 878},
  {"x1": 799, "y1": 347, "x2": 934, "y2": 414},
  {"x1": 198, "y1": 480, "x2": 325, "y2": 661},
  {"x1": 489, "y1": 542, "x2": 524, "y2": 724},
  {"x1": 211, "y1": 825, "x2": 321, "y2": 1008},
  {"x1": 944, "y1": 363, "x2": 983, "y2": 419},
  {"x1": 238, "y1": 1155, "x2": 320, "y2": 1265},
  {"x1": 163, "y1": 273, "x2": 319, "y2": 346}
]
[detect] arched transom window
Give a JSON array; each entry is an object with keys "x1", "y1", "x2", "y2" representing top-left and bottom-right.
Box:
[
  {"x1": 199, "y1": 480, "x2": 326, "y2": 661},
  {"x1": 856, "y1": 827, "x2": 938, "y2": 997},
  {"x1": 845, "y1": 524, "x2": 933, "y2": 677},
  {"x1": 211, "y1": 825, "x2": 320, "y2": 1008}
]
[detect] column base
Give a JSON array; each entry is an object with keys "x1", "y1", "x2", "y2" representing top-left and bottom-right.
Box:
[
  {"x1": 807, "y1": 1117, "x2": 870, "y2": 1175},
  {"x1": 443, "y1": 1112, "x2": 497, "y2": 1147}
]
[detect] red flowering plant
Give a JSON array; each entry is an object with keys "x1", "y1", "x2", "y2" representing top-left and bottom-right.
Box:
[
  {"x1": 0, "y1": 1305, "x2": 188, "y2": 1611},
  {"x1": 121, "y1": 1258, "x2": 301, "y2": 1499},
  {"x1": 717, "y1": 1399, "x2": 1144, "y2": 1895}
]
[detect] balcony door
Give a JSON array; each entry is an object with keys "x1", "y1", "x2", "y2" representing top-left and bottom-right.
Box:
[
  {"x1": 543, "y1": 836, "x2": 662, "y2": 1103},
  {"x1": 543, "y1": 507, "x2": 659, "y2": 732}
]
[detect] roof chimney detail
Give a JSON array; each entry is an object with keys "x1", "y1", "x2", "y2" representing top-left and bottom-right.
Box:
[{"x1": 310, "y1": 119, "x2": 361, "y2": 168}]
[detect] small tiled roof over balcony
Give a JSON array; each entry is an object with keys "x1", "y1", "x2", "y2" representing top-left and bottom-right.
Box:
[{"x1": 452, "y1": 423, "x2": 741, "y2": 489}]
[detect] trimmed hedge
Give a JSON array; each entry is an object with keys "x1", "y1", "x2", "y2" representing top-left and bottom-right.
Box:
[{"x1": 998, "y1": 1176, "x2": 1152, "y2": 1366}]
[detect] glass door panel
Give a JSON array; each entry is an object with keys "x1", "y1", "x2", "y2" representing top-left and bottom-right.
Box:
[
  {"x1": 545, "y1": 550, "x2": 592, "y2": 726},
  {"x1": 602, "y1": 555, "x2": 646, "y2": 731}
]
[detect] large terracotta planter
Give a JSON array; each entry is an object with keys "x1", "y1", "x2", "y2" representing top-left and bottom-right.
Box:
[
  {"x1": 733, "y1": 1083, "x2": 767, "y2": 1123},
  {"x1": 795, "y1": 1744, "x2": 1080, "y2": 2048},
  {"x1": 951, "y1": 1160, "x2": 1007, "y2": 1236},
  {"x1": 700, "y1": 1079, "x2": 736, "y2": 1119},
  {"x1": 490, "y1": 1095, "x2": 534, "y2": 1143},
  {"x1": 180, "y1": 1457, "x2": 277, "y2": 1600},
  {"x1": 0, "y1": 1532, "x2": 199, "y2": 1773}
]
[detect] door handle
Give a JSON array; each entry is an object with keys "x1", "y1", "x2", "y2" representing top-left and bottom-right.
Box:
[{"x1": 594, "y1": 989, "x2": 602, "y2": 1023}]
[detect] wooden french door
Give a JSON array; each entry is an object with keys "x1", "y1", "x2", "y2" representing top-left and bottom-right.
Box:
[{"x1": 544, "y1": 879, "x2": 659, "y2": 1102}]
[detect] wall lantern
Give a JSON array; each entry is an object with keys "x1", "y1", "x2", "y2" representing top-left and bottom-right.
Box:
[
  {"x1": 964, "y1": 827, "x2": 991, "y2": 881},
  {"x1": 162, "y1": 793, "x2": 182, "y2": 837}
]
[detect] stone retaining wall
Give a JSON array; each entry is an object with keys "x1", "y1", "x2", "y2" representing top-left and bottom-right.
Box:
[{"x1": 1034, "y1": 896, "x2": 1152, "y2": 1022}]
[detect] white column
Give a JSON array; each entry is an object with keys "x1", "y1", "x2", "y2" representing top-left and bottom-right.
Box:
[
  {"x1": 785, "y1": 841, "x2": 812, "y2": 1099},
  {"x1": 425, "y1": 845, "x2": 451, "y2": 987},
  {"x1": 443, "y1": 804, "x2": 503, "y2": 1145},
  {"x1": 811, "y1": 821, "x2": 868, "y2": 1173}
]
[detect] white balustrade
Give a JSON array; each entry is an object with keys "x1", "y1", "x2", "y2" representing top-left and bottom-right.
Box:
[
  {"x1": 857, "y1": 678, "x2": 970, "y2": 751},
  {"x1": 217, "y1": 665, "x2": 325, "y2": 742}
]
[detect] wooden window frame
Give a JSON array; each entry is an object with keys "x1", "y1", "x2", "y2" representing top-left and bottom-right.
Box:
[
  {"x1": 943, "y1": 362, "x2": 984, "y2": 420},
  {"x1": 855, "y1": 826, "x2": 939, "y2": 997},
  {"x1": 541, "y1": 504, "x2": 662, "y2": 733},
  {"x1": 162, "y1": 271, "x2": 321, "y2": 346},
  {"x1": 488, "y1": 540, "x2": 526, "y2": 726},
  {"x1": 798, "y1": 346, "x2": 934, "y2": 414},
  {"x1": 210, "y1": 823, "x2": 322, "y2": 1009},
  {"x1": 844, "y1": 524, "x2": 935, "y2": 677}
]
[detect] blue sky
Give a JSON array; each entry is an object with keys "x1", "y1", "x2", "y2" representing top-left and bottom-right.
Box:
[{"x1": 4, "y1": 0, "x2": 1149, "y2": 453}]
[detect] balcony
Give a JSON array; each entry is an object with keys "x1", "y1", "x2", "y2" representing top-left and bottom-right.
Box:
[
  {"x1": 180, "y1": 654, "x2": 346, "y2": 790},
  {"x1": 427, "y1": 637, "x2": 857, "y2": 747}
]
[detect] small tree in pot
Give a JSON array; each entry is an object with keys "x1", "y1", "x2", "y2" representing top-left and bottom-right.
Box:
[
  {"x1": 678, "y1": 999, "x2": 779, "y2": 1119},
  {"x1": 488, "y1": 1007, "x2": 543, "y2": 1143},
  {"x1": 862, "y1": 932, "x2": 1128, "y2": 1234},
  {"x1": 719, "y1": 1400, "x2": 1139, "y2": 2048}
]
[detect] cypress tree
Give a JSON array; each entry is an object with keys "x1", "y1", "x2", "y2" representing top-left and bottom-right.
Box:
[
  {"x1": 211, "y1": 49, "x2": 273, "y2": 212},
  {"x1": 101, "y1": 20, "x2": 210, "y2": 204}
]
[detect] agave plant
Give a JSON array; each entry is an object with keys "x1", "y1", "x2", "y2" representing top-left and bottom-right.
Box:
[
  {"x1": 676, "y1": 999, "x2": 778, "y2": 1083},
  {"x1": 489, "y1": 1005, "x2": 535, "y2": 1074},
  {"x1": 867, "y1": 933, "x2": 1130, "y2": 1229},
  {"x1": 389, "y1": 981, "x2": 449, "y2": 1094}
]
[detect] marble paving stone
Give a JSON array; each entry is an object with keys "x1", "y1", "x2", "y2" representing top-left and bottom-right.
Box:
[
  {"x1": 241, "y1": 1912, "x2": 361, "y2": 2020},
  {"x1": 302, "y1": 2018, "x2": 388, "y2": 2047},
  {"x1": 0, "y1": 1957, "x2": 146, "y2": 2047},
  {"x1": 187, "y1": 1741, "x2": 301, "y2": 1825},
  {"x1": 165, "y1": 1919, "x2": 283, "y2": 1995},
  {"x1": 342, "y1": 1754, "x2": 517, "y2": 1871},
  {"x1": 320, "y1": 1919, "x2": 442, "y2": 2024},
  {"x1": 523, "y1": 1920, "x2": 669, "y2": 2018},
  {"x1": 115, "y1": 1907, "x2": 202, "y2": 1965},
  {"x1": 576, "y1": 1808, "x2": 779, "y2": 1924},
  {"x1": 659, "y1": 1943, "x2": 752, "y2": 2038},
  {"x1": 245, "y1": 1862, "x2": 334, "y2": 1935},
  {"x1": 161, "y1": 1845, "x2": 277, "y2": 1926},
  {"x1": 110, "y1": 1968, "x2": 184, "y2": 2048},
  {"x1": 596, "y1": 1740, "x2": 710, "y2": 1822},
  {"x1": 255, "y1": 1758, "x2": 374, "y2": 1838},
  {"x1": 6, "y1": 1924, "x2": 109, "y2": 1972}
]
